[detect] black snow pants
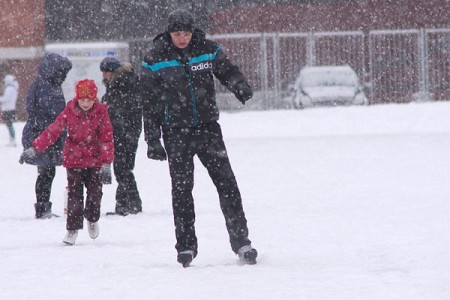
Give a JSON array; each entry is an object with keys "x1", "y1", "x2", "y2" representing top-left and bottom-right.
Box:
[
  {"x1": 162, "y1": 121, "x2": 252, "y2": 257},
  {"x1": 34, "y1": 166, "x2": 56, "y2": 218},
  {"x1": 113, "y1": 131, "x2": 142, "y2": 215},
  {"x1": 36, "y1": 166, "x2": 55, "y2": 203},
  {"x1": 66, "y1": 168, "x2": 102, "y2": 230}
]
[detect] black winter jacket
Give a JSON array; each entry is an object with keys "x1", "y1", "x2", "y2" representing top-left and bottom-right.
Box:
[
  {"x1": 101, "y1": 63, "x2": 142, "y2": 141},
  {"x1": 140, "y1": 29, "x2": 252, "y2": 141},
  {"x1": 22, "y1": 53, "x2": 72, "y2": 166}
]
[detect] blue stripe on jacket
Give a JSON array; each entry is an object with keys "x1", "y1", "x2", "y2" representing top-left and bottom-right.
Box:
[
  {"x1": 141, "y1": 45, "x2": 222, "y2": 71},
  {"x1": 141, "y1": 45, "x2": 222, "y2": 127},
  {"x1": 142, "y1": 60, "x2": 182, "y2": 71}
]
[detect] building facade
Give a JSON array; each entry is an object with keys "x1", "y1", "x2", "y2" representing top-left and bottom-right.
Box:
[
  {"x1": 0, "y1": 0, "x2": 45, "y2": 120},
  {"x1": 210, "y1": 0, "x2": 450, "y2": 34}
]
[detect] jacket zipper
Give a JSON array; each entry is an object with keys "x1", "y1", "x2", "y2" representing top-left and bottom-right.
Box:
[{"x1": 183, "y1": 65, "x2": 198, "y2": 127}]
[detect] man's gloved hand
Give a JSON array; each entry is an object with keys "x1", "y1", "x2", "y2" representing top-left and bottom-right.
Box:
[
  {"x1": 19, "y1": 147, "x2": 37, "y2": 164},
  {"x1": 147, "y1": 139, "x2": 167, "y2": 161},
  {"x1": 235, "y1": 81, "x2": 253, "y2": 104},
  {"x1": 99, "y1": 164, "x2": 112, "y2": 184}
]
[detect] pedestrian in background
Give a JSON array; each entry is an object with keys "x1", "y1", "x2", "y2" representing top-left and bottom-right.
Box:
[
  {"x1": 140, "y1": 9, "x2": 257, "y2": 267},
  {"x1": 0, "y1": 74, "x2": 19, "y2": 147},
  {"x1": 100, "y1": 57, "x2": 143, "y2": 216},
  {"x1": 20, "y1": 79, "x2": 114, "y2": 245},
  {"x1": 21, "y1": 53, "x2": 72, "y2": 219}
]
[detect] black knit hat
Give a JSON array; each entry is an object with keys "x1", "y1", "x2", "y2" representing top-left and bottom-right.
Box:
[
  {"x1": 100, "y1": 57, "x2": 121, "y2": 72},
  {"x1": 167, "y1": 9, "x2": 195, "y2": 33}
]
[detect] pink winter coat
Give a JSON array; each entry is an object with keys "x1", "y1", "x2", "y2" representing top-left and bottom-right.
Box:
[{"x1": 32, "y1": 99, "x2": 114, "y2": 168}]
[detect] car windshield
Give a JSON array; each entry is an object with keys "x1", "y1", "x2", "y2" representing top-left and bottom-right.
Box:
[{"x1": 301, "y1": 69, "x2": 356, "y2": 88}]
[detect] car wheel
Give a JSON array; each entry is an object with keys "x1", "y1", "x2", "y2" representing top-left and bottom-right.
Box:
[
  {"x1": 291, "y1": 96, "x2": 303, "y2": 109},
  {"x1": 294, "y1": 101, "x2": 304, "y2": 109}
]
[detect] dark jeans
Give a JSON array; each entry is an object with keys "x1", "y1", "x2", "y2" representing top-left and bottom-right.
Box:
[
  {"x1": 66, "y1": 168, "x2": 102, "y2": 230},
  {"x1": 113, "y1": 133, "x2": 141, "y2": 214},
  {"x1": 2, "y1": 110, "x2": 15, "y2": 139},
  {"x1": 163, "y1": 121, "x2": 251, "y2": 256}
]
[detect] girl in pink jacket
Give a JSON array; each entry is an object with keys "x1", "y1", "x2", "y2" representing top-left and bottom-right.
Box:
[{"x1": 20, "y1": 79, "x2": 114, "y2": 245}]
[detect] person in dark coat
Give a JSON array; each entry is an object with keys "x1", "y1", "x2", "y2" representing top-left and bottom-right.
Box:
[
  {"x1": 100, "y1": 57, "x2": 143, "y2": 216},
  {"x1": 140, "y1": 9, "x2": 257, "y2": 267},
  {"x1": 21, "y1": 52, "x2": 72, "y2": 219},
  {"x1": 20, "y1": 79, "x2": 114, "y2": 245}
]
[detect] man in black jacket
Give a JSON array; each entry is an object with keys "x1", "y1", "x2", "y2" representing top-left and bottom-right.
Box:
[
  {"x1": 100, "y1": 57, "x2": 143, "y2": 216},
  {"x1": 140, "y1": 9, "x2": 257, "y2": 267}
]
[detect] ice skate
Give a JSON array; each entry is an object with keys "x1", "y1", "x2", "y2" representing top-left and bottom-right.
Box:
[
  {"x1": 63, "y1": 230, "x2": 78, "y2": 245},
  {"x1": 35, "y1": 202, "x2": 59, "y2": 219},
  {"x1": 106, "y1": 205, "x2": 129, "y2": 216},
  {"x1": 87, "y1": 221, "x2": 99, "y2": 239},
  {"x1": 39, "y1": 211, "x2": 60, "y2": 219},
  {"x1": 237, "y1": 245, "x2": 258, "y2": 265}
]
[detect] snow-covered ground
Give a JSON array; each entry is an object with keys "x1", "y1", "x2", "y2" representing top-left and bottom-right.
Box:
[{"x1": 1, "y1": 102, "x2": 449, "y2": 299}]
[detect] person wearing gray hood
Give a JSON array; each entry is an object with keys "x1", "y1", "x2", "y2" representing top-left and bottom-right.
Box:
[{"x1": 21, "y1": 53, "x2": 72, "y2": 219}]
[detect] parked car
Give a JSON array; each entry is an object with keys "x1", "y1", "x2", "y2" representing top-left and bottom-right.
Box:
[{"x1": 289, "y1": 65, "x2": 369, "y2": 108}]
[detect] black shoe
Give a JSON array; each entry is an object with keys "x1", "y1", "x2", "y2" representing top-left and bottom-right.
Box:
[
  {"x1": 116, "y1": 205, "x2": 130, "y2": 216},
  {"x1": 177, "y1": 250, "x2": 195, "y2": 268},
  {"x1": 237, "y1": 245, "x2": 258, "y2": 265},
  {"x1": 128, "y1": 194, "x2": 142, "y2": 214},
  {"x1": 106, "y1": 211, "x2": 129, "y2": 216},
  {"x1": 38, "y1": 212, "x2": 60, "y2": 219},
  {"x1": 106, "y1": 206, "x2": 129, "y2": 216},
  {"x1": 129, "y1": 206, "x2": 142, "y2": 215},
  {"x1": 35, "y1": 202, "x2": 58, "y2": 219}
]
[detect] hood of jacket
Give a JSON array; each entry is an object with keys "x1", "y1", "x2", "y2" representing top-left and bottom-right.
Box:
[
  {"x1": 4, "y1": 75, "x2": 19, "y2": 89},
  {"x1": 106, "y1": 62, "x2": 137, "y2": 91},
  {"x1": 38, "y1": 53, "x2": 72, "y2": 86}
]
